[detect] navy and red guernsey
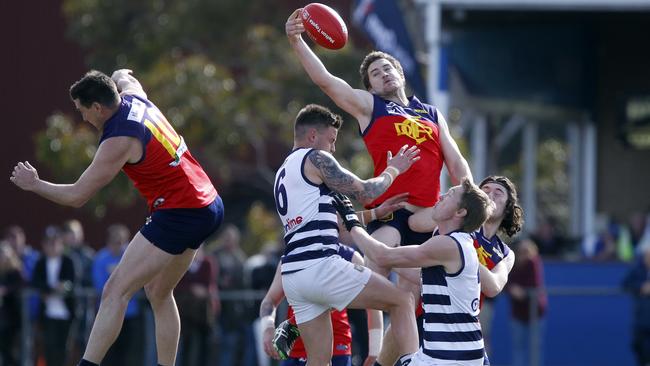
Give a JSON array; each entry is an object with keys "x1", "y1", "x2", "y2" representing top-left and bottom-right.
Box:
[
  {"x1": 287, "y1": 306, "x2": 352, "y2": 358},
  {"x1": 473, "y1": 227, "x2": 511, "y2": 306},
  {"x1": 99, "y1": 94, "x2": 217, "y2": 211},
  {"x1": 361, "y1": 94, "x2": 444, "y2": 208},
  {"x1": 473, "y1": 227, "x2": 510, "y2": 272}
]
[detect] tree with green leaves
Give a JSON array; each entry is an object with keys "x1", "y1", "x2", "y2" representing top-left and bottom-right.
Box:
[{"x1": 38, "y1": 0, "x2": 370, "y2": 234}]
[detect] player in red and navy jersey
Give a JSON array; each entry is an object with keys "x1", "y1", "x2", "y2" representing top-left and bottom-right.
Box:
[
  {"x1": 377, "y1": 175, "x2": 524, "y2": 365},
  {"x1": 10, "y1": 69, "x2": 223, "y2": 366},
  {"x1": 286, "y1": 11, "x2": 472, "y2": 356}
]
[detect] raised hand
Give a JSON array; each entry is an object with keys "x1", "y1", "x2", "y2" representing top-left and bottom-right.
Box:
[
  {"x1": 374, "y1": 192, "x2": 409, "y2": 220},
  {"x1": 386, "y1": 145, "x2": 420, "y2": 174},
  {"x1": 285, "y1": 9, "x2": 305, "y2": 42}
]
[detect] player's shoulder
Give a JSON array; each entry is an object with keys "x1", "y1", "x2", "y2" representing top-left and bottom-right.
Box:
[{"x1": 305, "y1": 149, "x2": 336, "y2": 166}]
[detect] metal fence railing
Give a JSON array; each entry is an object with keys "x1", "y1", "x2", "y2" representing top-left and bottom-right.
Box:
[{"x1": 11, "y1": 286, "x2": 628, "y2": 366}]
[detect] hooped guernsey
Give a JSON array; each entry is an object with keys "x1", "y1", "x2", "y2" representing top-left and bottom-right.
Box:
[
  {"x1": 274, "y1": 148, "x2": 340, "y2": 274},
  {"x1": 99, "y1": 94, "x2": 217, "y2": 211},
  {"x1": 420, "y1": 231, "x2": 484, "y2": 365},
  {"x1": 361, "y1": 94, "x2": 444, "y2": 209}
]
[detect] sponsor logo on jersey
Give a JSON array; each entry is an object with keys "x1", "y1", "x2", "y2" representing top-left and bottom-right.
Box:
[
  {"x1": 284, "y1": 216, "x2": 303, "y2": 232},
  {"x1": 394, "y1": 116, "x2": 434, "y2": 144},
  {"x1": 335, "y1": 344, "x2": 349, "y2": 351},
  {"x1": 127, "y1": 99, "x2": 146, "y2": 122},
  {"x1": 153, "y1": 197, "x2": 165, "y2": 209},
  {"x1": 471, "y1": 298, "x2": 479, "y2": 312}
]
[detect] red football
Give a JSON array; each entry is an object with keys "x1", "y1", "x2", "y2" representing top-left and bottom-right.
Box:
[{"x1": 300, "y1": 3, "x2": 348, "y2": 50}]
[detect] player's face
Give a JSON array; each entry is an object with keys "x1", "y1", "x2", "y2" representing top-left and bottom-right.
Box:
[
  {"x1": 481, "y1": 182, "x2": 507, "y2": 220},
  {"x1": 73, "y1": 99, "x2": 101, "y2": 127},
  {"x1": 314, "y1": 127, "x2": 338, "y2": 154},
  {"x1": 432, "y1": 185, "x2": 463, "y2": 221},
  {"x1": 367, "y1": 58, "x2": 404, "y2": 96}
]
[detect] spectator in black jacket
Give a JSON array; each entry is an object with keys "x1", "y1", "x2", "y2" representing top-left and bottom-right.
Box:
[{"x1": 32, "y1": 226, "x2": 76, "y2": 366}]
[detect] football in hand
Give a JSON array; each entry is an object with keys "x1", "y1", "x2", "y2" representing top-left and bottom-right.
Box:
[{"x1": 300, "y1": 3, "x2": 348, "y2": 50}]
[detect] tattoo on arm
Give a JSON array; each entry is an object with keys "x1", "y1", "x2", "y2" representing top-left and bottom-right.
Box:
[{"x1": 308, "y1": 151, "x2": 390, "y2": 202}]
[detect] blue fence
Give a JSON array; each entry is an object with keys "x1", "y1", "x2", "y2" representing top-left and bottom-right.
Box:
[{"x1": 489, "y1": 261, "x2": 634, "y2": 366}]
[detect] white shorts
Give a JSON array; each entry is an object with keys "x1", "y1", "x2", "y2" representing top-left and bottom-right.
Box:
[
  {"x1": 281, "y1": 255, "x2": 371, "y2": 324},
  {"x1": 410, "y1": 350, "x2": 484, "y2": 366}
]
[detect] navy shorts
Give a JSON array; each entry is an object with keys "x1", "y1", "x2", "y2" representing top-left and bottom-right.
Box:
[
  {"x1": 281, "y1": 355, "x2": 351, "y2": 366},
  {"x1": 140, "y1": 196, "x2": 224, "y2": 255},
  {"x1": 366, "y1": 208, "x2": 432, "y2": 246}
]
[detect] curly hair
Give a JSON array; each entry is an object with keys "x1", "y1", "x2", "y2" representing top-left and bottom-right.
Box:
[{"x1": 479, "y1": 176, "x2": 524, "y2": 237}]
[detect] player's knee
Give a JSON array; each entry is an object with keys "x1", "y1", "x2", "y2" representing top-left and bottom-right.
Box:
[
  {"x1": 388, "y1": 288, "x2": 414, "y2": 312},
  {"x1": 308, "y1": 353, "x2": 332, "y2": 366},
  {"x1": 101, "y1": 276, "x2": 133, "y2": 305},
  {"x1": 144, "y1": 282, "x2": 172, "y2": 305}
]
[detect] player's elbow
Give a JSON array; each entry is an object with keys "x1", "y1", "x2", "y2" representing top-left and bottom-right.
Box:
[
  {"x1": 374, "y1": 250, "x2": 393, "y2": 268},
  {"x1": 69, "y1": 198, "x2": 87, "y2": 208},
  {"x1": 69, "y1": 192, "x2": 91, "y2": 208},
  {"x1": 482, "y1": 286, "x2": 499, "y2": 298},
  {"x1": 481, "y1": 280, "x2": 505, "y2": 298},
  {"x1": 358, "y1": 196, "x2": 374, "y2": 207}
]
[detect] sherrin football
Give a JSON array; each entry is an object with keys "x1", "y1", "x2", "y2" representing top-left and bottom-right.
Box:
[{"x1": 301, "y1": 3, "x2": 348, "y2": 50}]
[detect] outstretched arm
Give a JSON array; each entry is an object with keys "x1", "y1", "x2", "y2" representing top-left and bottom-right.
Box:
[
  {"x1": 349, "y1": 226, "x2": 457, "y2": 269},
  {"x1": 480, "y1": 250, "x2": 516, "y2": 297},
  {"x1": 10, "y1": 137, "x2": 137, "y2": 207},
  {"x1": 111, "y1": 69, "x2": 147, "y2": 99},
  {"x1": 306, "y1": 145, "x2": 420, "y2": 205},
  {"x1": 285, "y1": 9, "x2": 373, "y2": 129},
  {"x1": 259, "y1": 264, "x2": 284, "y2": 360},
  {"x1": 437, "y1": 111, "x2": 472, "y2": 184},
  {"x1": 357, "y1": 192, "x2": 409, "y2": 226}
]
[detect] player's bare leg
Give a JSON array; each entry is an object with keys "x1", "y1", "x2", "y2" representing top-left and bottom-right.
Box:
[
  {"x1": 364, "y1": 225, "x2": 401, "y2": 352},
  {"x1": 82, "y1": 232, "x2": 176, "y2": 363},
  {"x1": 298, "y1": 310, "x2": 334, "y2": 366},
  {"x1": 377, "y1": 323, "x2": 400, "y2": 366},
  {"x1": 144, "y1": 247, "x2": 197, "y2": 366},
  {"x1": 348, "y1": 271, "x2": 418, "y2": 359}
]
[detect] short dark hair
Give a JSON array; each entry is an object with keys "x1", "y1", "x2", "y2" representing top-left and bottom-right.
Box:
[
  {"x1": 359, "y1": 51, "x2": 405, "y2": 91},
  {"x1": 458, "y1": 179, "x2": 492, "y2": 233},
  {"x1": 69, "y1": 70, "x2": 120, "y2": 108},
  {"x1": 479, "y1": 175, "x2": 524, "y2": 237},
  {"x1": 294, "y1": 104, "x2": 343, "y2": 138}
]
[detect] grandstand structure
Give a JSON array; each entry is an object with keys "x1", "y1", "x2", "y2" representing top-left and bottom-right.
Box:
[{"x1": 418, "y1": 0, "x2": 650, "y2": 242}]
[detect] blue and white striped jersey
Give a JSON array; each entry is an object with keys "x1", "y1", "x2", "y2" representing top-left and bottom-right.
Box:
[
  {"x1": 420, "y1": 231, "x2": 484, "y2": 365},
  {"x1": 274, "y1": 148, "x2": 340, "y2": 274}
]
